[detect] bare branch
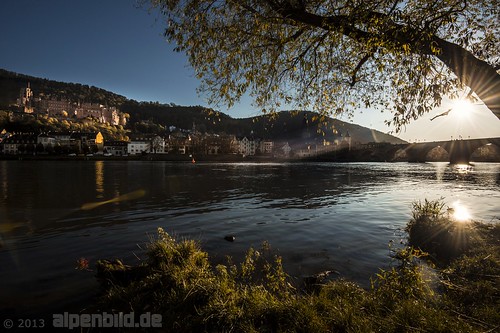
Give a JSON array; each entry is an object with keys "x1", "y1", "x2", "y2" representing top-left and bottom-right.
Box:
[{"x1": 349, "y1": 53, "x2": 372, "y2": 87}]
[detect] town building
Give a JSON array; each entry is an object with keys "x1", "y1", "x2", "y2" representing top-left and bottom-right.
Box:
[
  {"x1": 128, "y1": 134, "x2": 165, "y2": 155},
  {"x1": 165, "y1": 132, "x2": 191, "y2": 155},
  {"x1": 37, "y1": 133, "x2": 57, "y2": 149},
  {"x1": 70, "y1": 132, "x2": 104, "y2": 154},
  {"x1": 48, "y1": 132, "x2": 73, "y2": 146},
  {"x1": 2, "y1": 133, "x2": 38, "y2": 154},
  {"x1": 103, "y1": 141, "x2": 128, "y2": 156},
  {"x1": 237, "y1": 136, "x2": 260, "y2": 156},
  {"x1": 229, "y1": 136, "x2": 240, "y2": 154},
  {"x1": 259, "y1": 140, "x2": 274, "y2": 155},
  {"x1": 0, "y1": 131, "x2": 104, "y2": 155}
]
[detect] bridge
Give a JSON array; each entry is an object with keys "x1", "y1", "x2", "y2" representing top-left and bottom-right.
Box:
[{"x1": 397, "y1": 137, "x2": 500, "y2": 164}]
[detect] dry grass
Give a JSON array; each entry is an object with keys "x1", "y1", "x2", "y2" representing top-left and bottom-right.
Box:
[{"x1": 91, "y1": 200, "x2": 499, "y2": 332}]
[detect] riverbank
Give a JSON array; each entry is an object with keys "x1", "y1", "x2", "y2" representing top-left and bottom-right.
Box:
[
  {"x1": 0, "y1": 153, "x2": 462, "y2": 163},
  {"x1": 90, "y1": 199, "x2": 499, "y2": 332},
  {"x1": 2, "y1": 152, "x2": 498, "y2": 163},
  {"x1": 0, "y1": 153, "x2": 295, "y2": 163}
]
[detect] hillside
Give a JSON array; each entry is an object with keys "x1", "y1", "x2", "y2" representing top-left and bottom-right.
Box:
[
  {"x1": 121, "y1": 102, "x2": 405, "y2": 144},
  {"x1": 0, "y1": 69, "x2": 127, "y2": 108},
  {"x1": 242, "y1": 111, "x2": 406, "y2": 144},
  {"x1": 0, "y1": 68, "x2": 405, "y2": 144}
]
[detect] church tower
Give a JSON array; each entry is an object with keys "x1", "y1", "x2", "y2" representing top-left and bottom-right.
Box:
[{"x1": 18, "y1": 82, "x2": 34, "y2": 113}]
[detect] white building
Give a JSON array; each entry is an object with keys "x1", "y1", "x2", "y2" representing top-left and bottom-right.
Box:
[
  {"x1": 238, "y1": 136, "x2": 260, "y2": 156},
  {"x1": 128, "y1": 135, "x2": 165, "y2": 155},
  {"x1": 37, "y1": 133, "x2": 57, "y2": 148},
  {"x1": 128, "y1": 140, "x2": 150, "y2": 155}
]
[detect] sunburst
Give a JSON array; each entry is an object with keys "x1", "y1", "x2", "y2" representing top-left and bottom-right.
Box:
[
  {"x1": 452, "y1": 200, "x2": 471, "y2": 222},
  {"x1": 451, "y1": 99, "x2": 473, "y2": 120}
]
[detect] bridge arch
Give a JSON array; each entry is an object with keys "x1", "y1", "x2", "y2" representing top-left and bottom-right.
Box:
[
  {"x1": 425, "y1": 146, "x2": 450, "y2": 161},
  {"x1": 470, "y1": 143, "x2": 500, "y2": 162},
  {"x1": 392, "y1": 148, "x2": 408, "y2": 161},
  {"x1": 405, "y1": 143, "x2": 451, "y2": 163}
]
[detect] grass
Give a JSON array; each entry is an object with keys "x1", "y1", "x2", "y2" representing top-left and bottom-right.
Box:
[{"x1": 92, "y1": 200, "x2": 499, "y2": 332}]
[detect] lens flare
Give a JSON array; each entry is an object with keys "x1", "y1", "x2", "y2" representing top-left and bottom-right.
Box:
[
  {"x1": 452, "y1": 201, "x2": 471, "y2": 222},
  {"x1": 81, "y1": 189, "x2": 146, "y2": 210},
  {"x1": 451, "y1": 99, "x2": 472, "y2": 119}
]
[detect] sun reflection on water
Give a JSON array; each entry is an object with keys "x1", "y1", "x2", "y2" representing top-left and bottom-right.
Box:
[
  {"x1": 451, "y1": 201, "x2": 471, "y2": 222},
  {"x1": 454, "y1": 164, "x2": 473, "y2": 174}
]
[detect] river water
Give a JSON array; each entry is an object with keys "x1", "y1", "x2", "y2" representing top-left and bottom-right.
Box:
[{"x1": 0, "y1": 161, "x2": 499, "y2": 317}]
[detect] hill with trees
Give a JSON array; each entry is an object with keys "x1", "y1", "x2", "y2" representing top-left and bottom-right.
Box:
[
  {"x1": 0, "y1": 68, "x2": 405, "y2": 144},
  {"x1": 121, "y1": 101, "x2": 405, "y2": 144},
  {"x1": 0, "y1": 68, "x2": 127, "y2": 109}
]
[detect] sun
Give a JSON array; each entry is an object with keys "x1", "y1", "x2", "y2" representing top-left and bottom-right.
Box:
[
  {"x1": 451, "y1": 99, "x2": 473, "y2": 119},
  {"x1": 452, "y1": 201, "x2": 471, "y2": 222}
]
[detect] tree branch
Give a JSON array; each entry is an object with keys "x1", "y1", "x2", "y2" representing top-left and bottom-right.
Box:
[
  {"x1": 349, "y1": 53, "x2": 372, "y2": 87},
  {"x1": 264, "y1": 1, "x2": 500, "y2": 120}
]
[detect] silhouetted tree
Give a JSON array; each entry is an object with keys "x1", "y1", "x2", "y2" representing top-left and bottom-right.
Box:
[{"x1": 150, "y1": 0, "x2": 499, "y2": 131}]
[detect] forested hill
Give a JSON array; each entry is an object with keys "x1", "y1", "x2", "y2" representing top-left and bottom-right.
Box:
[
  {"x1": 0, "y1": 68, "x2": 406, "y2": 144},
  {"x1": 0, "y1": 68, "x2": 127, "y2": 107},
  {"x1": 121, "y1": 102, "x2": 406, "y2": 144}
]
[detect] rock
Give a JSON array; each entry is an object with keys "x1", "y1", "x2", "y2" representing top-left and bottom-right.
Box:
[
  {"x1": 224, "y1": 235, "x2": 236, "y2": 242},
  {"x1": 302, "y1": 270, "x2": 340, "y2": 292}
]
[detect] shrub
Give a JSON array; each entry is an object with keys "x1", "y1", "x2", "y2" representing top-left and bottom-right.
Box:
[{"x1": 406, "y1": 199, "x2": 474, "y2": 263}]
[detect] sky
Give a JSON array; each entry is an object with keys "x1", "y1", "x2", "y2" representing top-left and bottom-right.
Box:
[{"x1": 0, "y1": 0, "x2": 499, "y2": 142}]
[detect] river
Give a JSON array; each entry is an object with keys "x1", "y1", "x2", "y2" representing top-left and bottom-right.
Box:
[{"x1": 0, "y1": 161, "x2": 499, "y2": 318}]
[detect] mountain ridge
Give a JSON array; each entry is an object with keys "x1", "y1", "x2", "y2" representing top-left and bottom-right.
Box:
[{"x1": 0, "y1": 68, "x2": 406, "y2": 144}]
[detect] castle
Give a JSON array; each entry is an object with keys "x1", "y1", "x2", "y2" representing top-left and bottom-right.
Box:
[{"x1": 17, "y1": 83, "x2": 127, "y2": 126}]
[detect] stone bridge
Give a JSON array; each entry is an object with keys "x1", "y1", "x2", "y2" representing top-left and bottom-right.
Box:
[{"x1": 398, "y1": 137, "x2": 500, "y2": 164}]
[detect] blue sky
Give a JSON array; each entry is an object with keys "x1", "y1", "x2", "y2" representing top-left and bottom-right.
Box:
[{"x1": 1, "y1": 0, "x2": 499, "y2": 141}]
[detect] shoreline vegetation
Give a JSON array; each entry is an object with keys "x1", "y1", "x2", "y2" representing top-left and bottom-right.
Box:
[
  {"x1": 90, "y1": 199, "x2": 499, "y2": 332},
  {"x1": 0, "y1": 152, "x2": 387, "y2": 163}
]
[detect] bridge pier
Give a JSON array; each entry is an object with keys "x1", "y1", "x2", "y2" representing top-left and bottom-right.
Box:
[
  {"x1": 400, "y1": 138, "x2": 500, "y2": 163},
  {"x1": 405, "y1": 148, "x2": 429, "y2": 163},
  {"x1": 444, "y1": 141, "x2": 473, "y2": 164}
]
